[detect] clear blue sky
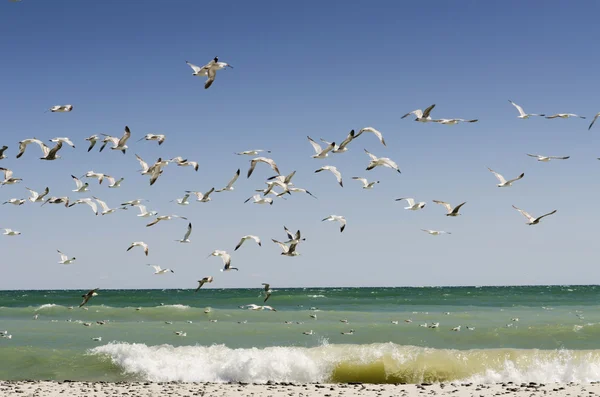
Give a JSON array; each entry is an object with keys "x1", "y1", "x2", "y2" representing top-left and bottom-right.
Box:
[{"x1": 1, "y1": 1, "x2": 599, "y2": 290}]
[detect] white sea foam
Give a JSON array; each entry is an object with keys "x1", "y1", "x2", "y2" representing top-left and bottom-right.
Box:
[
  {"x1": 158, "y1": 304, "x2": 191, "y2": 310},
  {"x1": 35, "y1": 304, "x2": 61, "y2": 311},
  {"x1": 307, "y1": 295, "x2": 326, "y2": 298}
]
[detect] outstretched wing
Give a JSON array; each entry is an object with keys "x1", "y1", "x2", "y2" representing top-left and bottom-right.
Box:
[
  {"x1": 512, "y1": 205, "x2": 535, "y2": 223},
  {"x1": 487, "y1": 168, "x2": 507, "y2": 184}
]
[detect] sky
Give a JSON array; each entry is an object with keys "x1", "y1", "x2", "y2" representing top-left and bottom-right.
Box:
[{"x1": 1, "y1": 0, "x2": 600, "y2": 289}]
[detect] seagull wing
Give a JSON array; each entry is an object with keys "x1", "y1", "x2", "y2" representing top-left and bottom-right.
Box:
[
  {"x1": 135, "y1": 154, "x2": 149, "y2": 172},
  {"x1": 401, "y1": 109, "x2": 422, "y2": 119},
  {"x1": 148, "y1": 264, "x2": 161, "y2": 273},
  {"x1": 589, "y1": 113, "x2": 600, "y2": 130},
  {"x1": 512, "y1": 205, "x2": 535, "y2": 223},
  {"x1": 118, "y1": 126, "x2": 131, "y2": 146},
  {"x1": 272, "y1": 239, "x2": 289, "y2": 253},
  {"x1": 326, "y1": 166, "x2": 343, "y2": 187},
  {"x1": 535, "y1": 210, "x2": 557, "y2": 222},
  {"x1": 205, "y1": 67, "x2": 216, "y2": 89},
  {"x1": 396, "y1": 198, "x2": 415, "y2": 206},
  {"x1": 363, "y1": 149, "x2": 378, "y2": 162},
  {"x1": 57, "y1": 250, "x2": 68, "y2": 262},
  {"x1": 225, "y1": 169, "x2": 240, "y2": 189},
  {"x1": 452, "y1": 202, "x2": 467, "y2": 214},
  {"x1": 93, "y1": 197, "x2": 110, "y2": 212},
  {"x1": 487, "y1": 168, "x2": 507, "y2": 184},
  {"x1": 186, "y1": 61, "x2": 203, "y2": 74},
  {"x1": 433, "y1": 200, "x2": 453, "y2": 213},
  {"x1": 422, "y1": 104, "x2": 436, "y2": 118},
  {"x1": 548, "y1": 156, "x2": 570, "y2": 160},
  {"x1": 352, "y1": 177, "x2": 368, "y2": 187},
  {"x1": 509, "y1": 100, "x2": 526, "y2": 117},
  {"x1": 337, "y1": 130, "x2": 356, "y2": 149},
  {"x1": 183, "y1": 222, "x2": 192, "y2": 241},
  {"x1": 71, "y1": 175, "x2": 83, "y2": 189},
  {"x1": 307, "y1": 136, "x2": 323, "y2": 154},
  {"x1": 505, "y1": 173, "x2": 525, "y2": 185}
]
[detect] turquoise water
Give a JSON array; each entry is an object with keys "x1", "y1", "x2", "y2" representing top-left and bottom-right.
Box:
[{"x1": 1, "y1": 286, "x2": 600, "y2": 383}]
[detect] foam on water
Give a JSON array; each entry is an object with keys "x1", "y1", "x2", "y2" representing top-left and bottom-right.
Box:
[{"x1": 90, "y1": 342, "x2": 600, "y2": 384}]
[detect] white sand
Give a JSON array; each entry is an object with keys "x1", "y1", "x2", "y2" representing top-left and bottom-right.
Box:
[{"x1": 2, "y1": 381, "x2": 600, "y2": 397}]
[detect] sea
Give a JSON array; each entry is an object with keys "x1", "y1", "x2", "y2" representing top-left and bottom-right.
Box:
[{"x1": 1, "y1": 286, "x2": 600, "y2": 384}]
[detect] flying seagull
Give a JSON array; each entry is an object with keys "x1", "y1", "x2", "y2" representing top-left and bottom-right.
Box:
[
  {"x1": 261, "y1": 283, "x2": 272, "y2": 303},
  {"x1": 352, "y1": 177, "x2": 379, "y2": 189},
  {"x1": 57, "y1": 250, "x2": 76, "y2": 265},
  {"x1": 545, "y1": 113, "x2": 585, "y2": 119},
  {"x1": 195, "y1": 276, "x2": 214, "y2": 292},
  {"x1": 71, "y1": 175, "x2": 89, "y2": 192},
  {"x1": 321, "y1": 129, "x2": 356, "y2": 153},
  {"x1": 68, "y1": 198, "x2": 98, "y2": 215},
  {"x1": 169, "y1": 157, "x2": 199, "y2": 172},
  {"x1": 86, "y1": 135, "x2": 99, "y2": 152},
  {"x1": 16, "y1": 138, "x2": 43, "y2": 159},
  {"x1": 176, "y1": 223, "x2": 193, "y2": 243},
  {"x1": 216, "y1": 169, "x2": 240, "y2": 192},
  {"x1": 247, "y1": 157, "x2": 280, "y2": 178},
  {"x1": 2, "y1": 229, "x2": 21, "y2": 236},
  {"x1": 322, "y1": 215, "x2": 346, "y2": 232},
  {"x1": 589, "y1": 112, "x2": 600, "y2": 130},
  {"x1": 0, "y1": 146, "x2": 8, "y2": 160},
  {"x1": 47, "y1": 105, "x2": 73, "y2": 113},
  {"x1": 307, "y1": 136, "x2": 335, "y2": 159},
  {"x1": 433, "y1": 118, "x2": 478, "y2": 124},
  {"x1": 3, "y1": 198, "x2": 25, "y2": 206},
  {"x1": 105, "y1": 176, "x2": 124, "y2": 188},
  {"x1": 26, "y1": 187, "x2": 49, "y2": 203},
  {"x1": 187, "y1": 188, "x2": 215, "y2": 202},
  {"x1": 364, "y1": 149, "x2": 401, "y2": 173},
  {"x1": 526, "y1": 153, "x2": 570, "y2": 162},
  {"x1": 272, "y1": 239, "x2": 300, "y2": 257},
  {"x1": 356, "y1": 127, "x2": 386, "y2": 146},
  {"x1": 39, "y1": 141, "x2": 63, "y2": 160},
  {"x1": 186, "y1": 56, "x2": 233, "y2": 89},
  {"x1": 127, "y1": 241, "x2": 149, "y2": 256},
  {"x1": 93, "y1": 197, "x2": 125, "y2": 215},
  {"x1": 512, "y1": 205, "x2": 557, "y2": 225},
  {"x1": 172, "y1": 193, "x2": 190, "y2": 206},
  {"x1": 487, "y1": 167, "x2": 524, "y2": 187},
  {"x1": 244, "y1": 194, "x2": 273, "y2": 205},
  {"x1": 42, "y1": 196, "x2": 69, "y2": 207},
  {"x1": 396, "y1": 198, "x2": 426, "y2": 210},
  {"x1": 235, "y1": 235, "x2": 261, "y2": 251},
  {"x1": 421, "y1": 229, "x2": 451, "y2": 236},
  {"x1": 146, "y1": 215, "x2": 187, "y2": 227},
  {"x1": 79, "y1": 288, "x2": 99, "y2": 307},
  {"x1": 433, "y1": 200, "x2": 466, "y2": 216},
  {"x1": 147, "y1": 264, "x2": 174, "y2": 275},
  {"x1": 401, "y1": 104, "x2": 436, "y2": 122},
  {"x1": 0, "y1": 168, "x2": 21, "y2": 185},
  {"x1": 208, "y1": 250, "x2": 238, "y2": 271},
  {"x1": 50, "y1": 137, "x2": 75, "y2": 148},
  {"x1": 315, "y1": 165, "x2": 343, "y2": 187},
  {"x1": 508, "y1": 100, "x2": 545, "y2": 119},
  {"x1": 235, "y1": 149, "x2": 271, "y2": 156},
  {"x1": 137, "y1": 133, "x2": 166, "y2": 145},
  {"x1": 102, "y1": 126, "x2": 131, "y2": 154}
]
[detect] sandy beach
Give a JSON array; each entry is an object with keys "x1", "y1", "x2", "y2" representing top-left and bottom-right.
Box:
[{"x1": 2, "y1": 381, "x2": 600, "y2": 397}]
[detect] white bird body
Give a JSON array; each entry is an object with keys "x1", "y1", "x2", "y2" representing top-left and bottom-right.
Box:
[
  {"x1": 2, "y1": 229, "x2": 21, "y2": 236},
  {"x1": 396, "y1": 198, "x2": 426, "y2": 210},
  {"x1": 148, "y1": 264, "x2": 174, "y2": 275},
  {"x1": 173, "y1": 193, "x2": 190, "y2": 206},
  {"x1": 50, "y1": 137, "x2": 75, "y2": 148},
  {"x1": 323, "y1": 129, "x2": 356, "y2": 153},
  {"x1": 105, "y1": 126, "x2": 131, "y2": 154},
  {"x1": 315, "y1": 165, "x2": 343, "y2": 187},
  {"x1": 170, "y1": 157, "x2": 199, "y2": 172},
  {"x1": 512, "y1": 205, "x2": 557, "y2": 225},
  {"x1": 272, "y1": 239, "x2": 300, "y2": 257},
  {"x1": 322, "y1": 215, "x2": 346, "y2": 232},
  {"x1": 352, "y1": 177, "x2": 379, "y2": 189},
  {"x1": 127, "y1": 241, "x2": 149, "y2": 256},
  {"x1": 136, "y1": 205, "x2": 157, "y2": 218},
  {"x1": 508, "y1": 100, "x2": 545, "y2": 119},
  {"x1": 93, "y1": 197, "x2": 123, "y2": 215},
  {"x1": 216, "y1": 169, "x2": 240, "y2": 192},
  {"x1": 433, "y1": 118, "x2": 478, "y2": 124},
  {"x1": 105, "y1": 176, "x2": 124, "y2": 188},
  {"x1": 186, "y1": 57, "x2": 233, "y2": 89},
  {"x1": 3, "y1": 198, "x2": 25, "y2": 206},
  {"x1": 176, "y1": 223, "x2": 193, "y2": 243},
  {"x1": 364, "y1": 149, "x2": 401, "y2": 173},
  {"x1": 86, "y1": 135, "x2": 99, "y2": 152},
  {"x1": 0, "y1": 167, "x2": 21, "y2": 185},
  {"x1": 57, "y1": 250, "x2": 76, "y2": 265},
  {"x1": 83, "y1": 171, "x2": 106, "y2": 184},
  {"x1": 487, "y1": 167, "x2": 524, "y2": 187}
]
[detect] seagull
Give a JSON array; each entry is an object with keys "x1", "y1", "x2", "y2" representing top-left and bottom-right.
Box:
[
  {"x1": 26, "y1": 187, "x2": 49, "y2": 203},
  {"x1": 47, "y1": 105, "x2": 73, "y2": 113},
  {"x1": 512, "y1": 205, "x2": 557, "y2": 225},
  {"x1": 68, "y1": 198, "x2": 98, "y2": 215},
  {"x1": 174, "y1": 331, "x2": 186, "y2": 337},
  {"x1": 50, "y1": 137, "x2": 75, "y2": 148},
  {"x1": 38, "y1": 141, "x2": 63, "y2": 161},
  {"x1": 42, "y1": 196, "x2": 69, "y2": 207},
  {"x1": 57, "y1": 250, "x2": 76, "y2": 265},
  {"x1": 209, "y1": 250, "x2": 238, "y2": 271},
  {"x1": 169, "y1": 157, "x2": 199, "y2": 172},
  {"x1": 0, "y1": 146, "x2": 7, "y2": 160},
  {"x1": 0, "y1": 168, "x2": 21, "y2": 185},
  {"x1": 86, "y1": 135, "x2": 99, "y2": 152},
  {"x1": 545, "y1": 113, "x2": 586, "y2": 119},
  {"x1": 421, "y1": 229, "x2": 451, "y2": 236},
  {"x1": 341, "y1": 329, "x2": 355, "y2": 335},
  {"x1": 121, "y1": 199, "x2": 147, "y2": 207},
  {"x1": 589, "y1": 112, "x2": 600, "y2": 130},
  {"x1": 322, "y1": 215, "x2": 346, "y2": 232},
  {"x1": 127, "y1": 241, "x2": 149, "y2": 256},
  {"x1": 91, "y1": 337, "x2": 102, "y2": 342},
  {"x1": 146, "y1": 215, "x2": 187, "y2": 227},
  {"x1": 364, "y1": 149, "x2": 401, "y2": 173},
  {"x1": 322, "y1": 129, "x2": 356, "y2": 153},
  {"x1": 15, "y1": 138, "x2": 44, "y2": 159},
  {"x1": 508, "y1": 100, "x2": 545, "y2": 119},
  {"x1": 104, "y1": 126, "x2": 131, "y2": 154},
  {"x1": 71, "y1": 175, "x2": 89, "y2": 192},
  {"x1": 272, "y1": 239, "x2": 300, "y2": 257},
  {"x1": 302, "y1": 330, "x2": 314, "y2": 335},
  {"x1": 3, "y1": 198, "x2": 25, "y2": 206},
  {"x1": 356, "y1": 127, "x2": 386, "y2": 146},
  {"x1": 235, "y1": 149, "x2": 271, "y2": 156},
  {"x1": 247, "y1": 157, "x2": 280, "y2": 178},
  {"x1": 105, "y1": 176, "x2": 124, "y2": 188},
  {"x1": 396, "y1": 198, "x2": 426, "y2": 210},
  {"x1": 307, "y1": 136, "x2": 335, "y2": 159},
  {"x1": 487, "y1": 167, "x2": 524, "y2": 187},
  {"x1": 401, "y1": 104, "x2": 436, "y2": 122},
  {"x1": 186, "y1": 57, "x2": 233, "y2": 89},
  {"x1": 235, "y1": 235, "x2": 261, "y2": 251},
  {"x1": 99, "y1": 135, "x2": 117, "y2": 152},
  {"x1": 147, "y1": 264, "x2": 174, "y2": 275},
  {"x1": 216, "y1": 169, "x2": 240, "y2": 192},
  {"x1": 526, "y1": 153, "x2": 570, "y2": 162},
  {"x1": 187, "y1": 188, "x2": 215, "y2": 202},
  {"x1": 433, "y1": 200, "x2": 466, "y2": 216},
  {"x1": 451, "y1": 326, "x2": 461, "y2": 332},
  {"x1": 283, "y1": 226, "x2": 305, "y2": 244},
  {"x1": 285, "y1": 186, "x2": 318, "y2": 199},
  {"x1": 433, "y1": 118, "x2": 478, "y2": 124},
  {"x1": 244, "y1": 194, "x2": 273, "y2": 205},
  {"x1": 315, "y1": 165, "x2": 343, "y2": 187},
  {"x1": 352, "y1": 177, "x2": 379, "y2": 189},
  {"x1": 176, "y1": 223, "x2": 192, "y2": 243},
  {"x1": 135, "y1": 205, "x2": 157, "y2": 218},
  {"x1": 172, "y1": 193, "x2": 191, "y2": 206},
  {"x1": 261, "y1": 283, "x2": 272, "y2": 303},
  {"x1": 2, "y1": 229, "x2": 21, "y2": 236},
  {"x1": 79, "y1": 288, "x2": 99, "y2": 307},
  {"x1": 137, "y1": 133, "x2": 166, "y2": 145},
  {"x1": 82, "y1": 171, "x2": 106, "y2": 184},
  {"x1": 195, "y1": 276, "x2": 213, "y2": 291},
  {"x1": 93, "y1": 197, "x2": 124, "y2": 215}
]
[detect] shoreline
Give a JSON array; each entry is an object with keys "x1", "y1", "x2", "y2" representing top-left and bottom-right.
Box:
[{"x1": 2, "y1": 381, "x2": 600, "y2": 397}]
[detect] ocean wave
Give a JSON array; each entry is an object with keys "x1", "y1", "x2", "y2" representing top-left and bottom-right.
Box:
[
  {"x1": 35, "y1": 304, "x2": 62, "y2": 311},
  {"x1": 157, "y1": 304, "x2": 191, "y2": 309},
  {"x1": 89, "y1": 342, "x2": 600, "y2": 384},
  {"x1": 307, "y1": 295, "x2": 326, "y2": 298}
]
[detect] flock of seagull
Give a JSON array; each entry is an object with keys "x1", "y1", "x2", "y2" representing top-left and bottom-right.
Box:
[{"x1": 2, "y1": 49, "x2": 599, "y2": 323}]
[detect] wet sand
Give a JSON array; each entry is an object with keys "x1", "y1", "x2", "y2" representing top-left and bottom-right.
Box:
[{"x1": 2, "y1": 381, "x2": 600, "y2": 397}]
